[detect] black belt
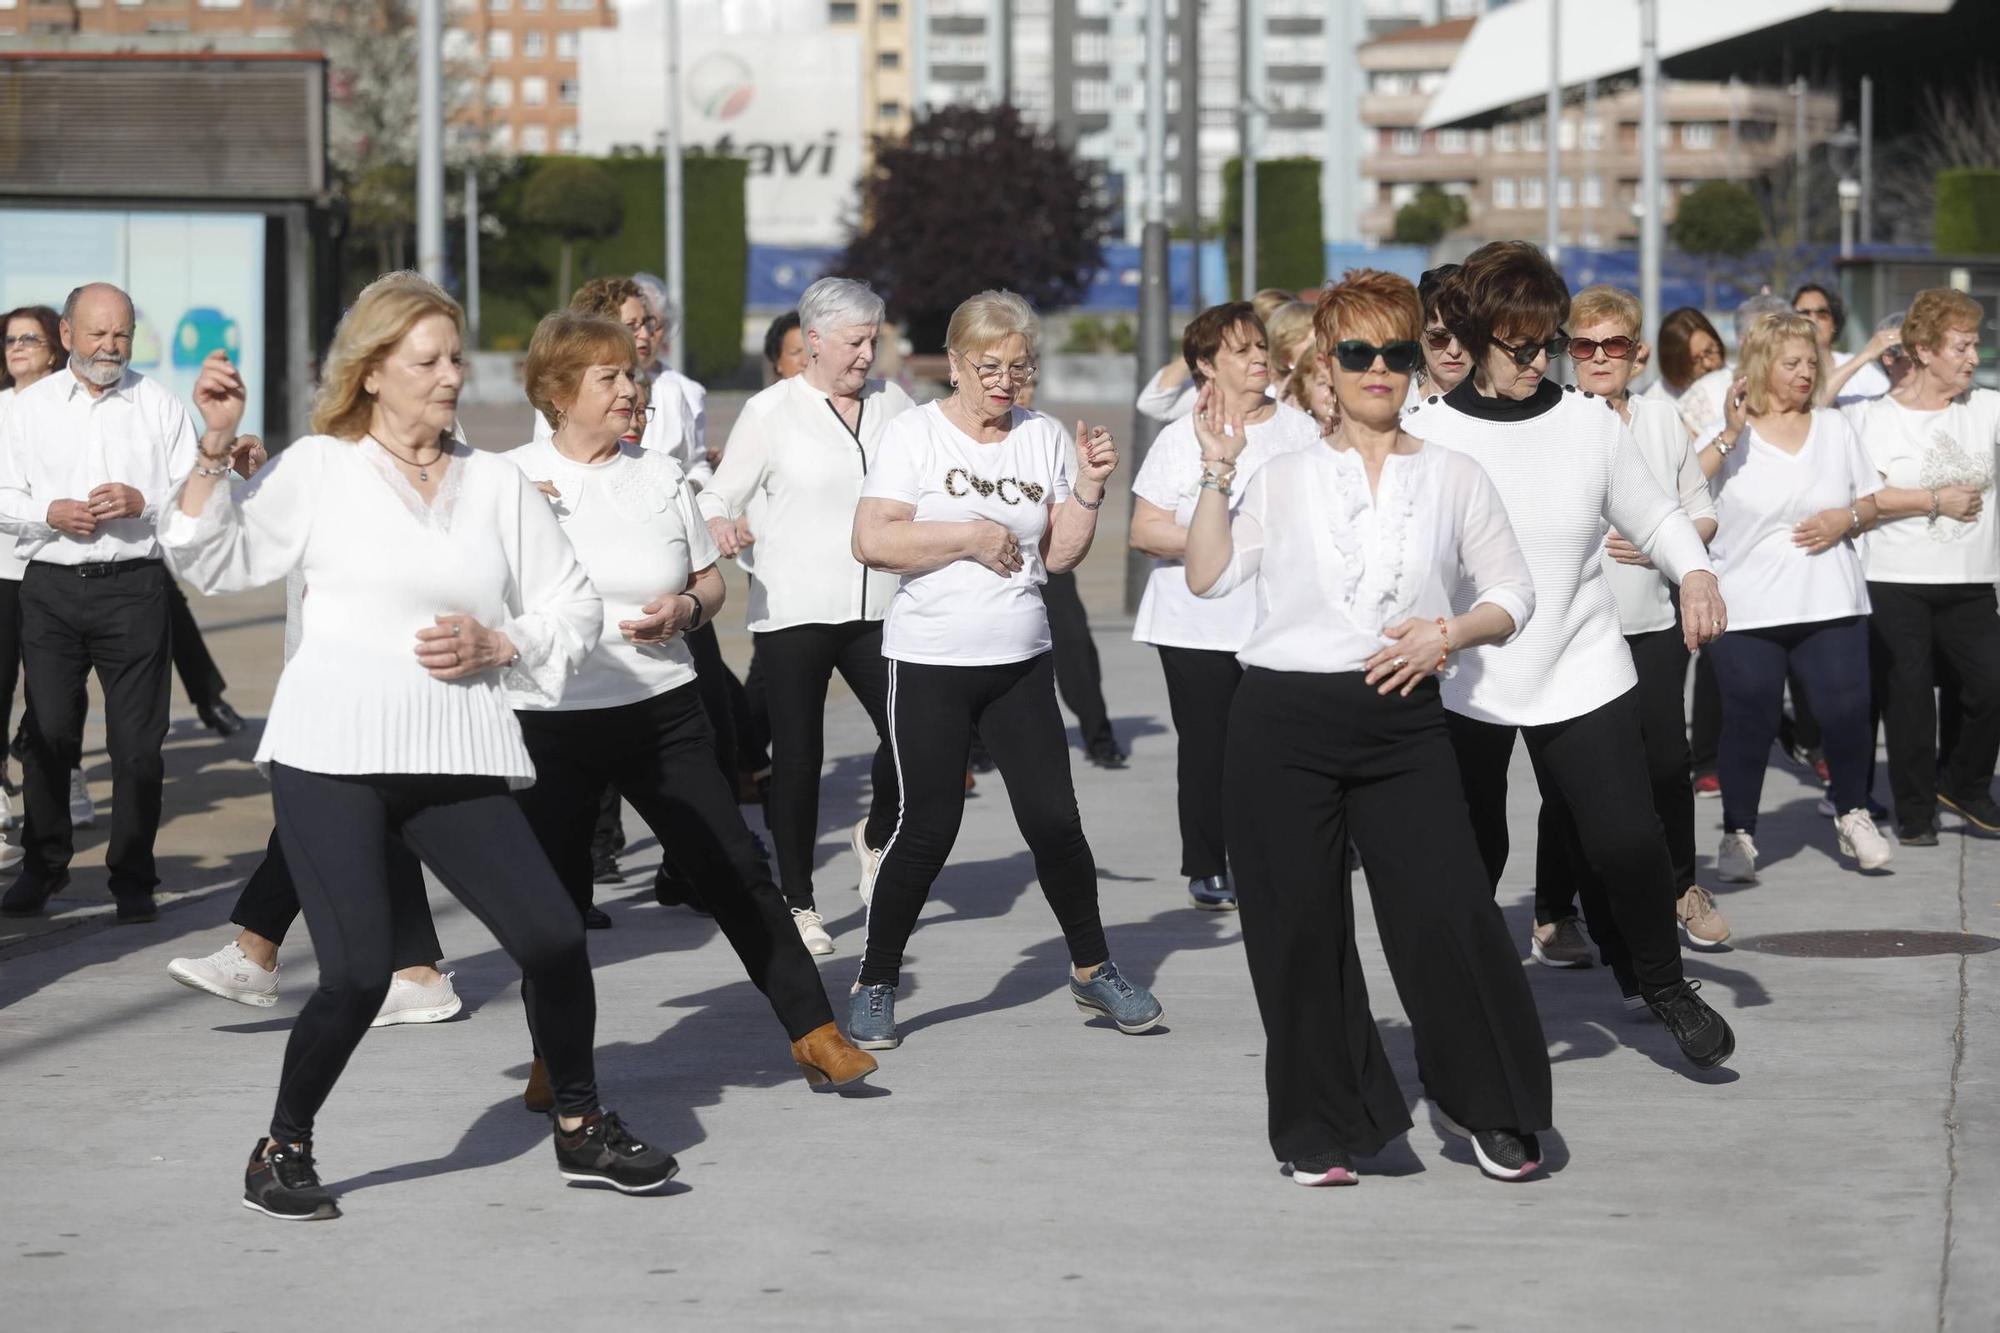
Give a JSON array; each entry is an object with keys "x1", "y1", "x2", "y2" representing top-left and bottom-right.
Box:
[{"x1": 29, "y1": 557, "x2": 162, "y2": 579}]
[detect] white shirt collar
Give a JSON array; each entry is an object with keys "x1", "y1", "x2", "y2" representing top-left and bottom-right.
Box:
[{"x1": 60, "y1": 365, "x2": 139, "y2": 402}]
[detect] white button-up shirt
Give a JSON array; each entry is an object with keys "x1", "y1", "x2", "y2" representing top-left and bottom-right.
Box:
[{"x1": 0, "y1": 367, "x2": 199, "y2": 565}]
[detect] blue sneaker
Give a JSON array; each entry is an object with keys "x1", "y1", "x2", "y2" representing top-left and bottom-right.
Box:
[
  {"x1": 1069, "y1": 962, "x2": 1163, "y2": 1034},
  {"x1": 1188, "y1": 874, "x2": 1236, "y2": 911},
  {"x1": 847, "y1": 983, "x2": 899, "y2": 1050}
]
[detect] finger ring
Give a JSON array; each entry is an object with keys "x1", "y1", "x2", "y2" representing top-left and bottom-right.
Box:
[
  {"x1": 450, "y1": 623, "x2": 461, "y2": 637},
  {"x1": 1394, "y1": 656, "x2": 1408, "y2": 669}
]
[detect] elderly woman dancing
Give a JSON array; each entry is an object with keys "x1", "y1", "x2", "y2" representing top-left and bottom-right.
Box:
[
  {"x1": 162, "y1": 272, "x2": 677, "y2": 1221},
  {"x1": 1185, "y1": 269, "x2": 1552, "y2": 1186}
]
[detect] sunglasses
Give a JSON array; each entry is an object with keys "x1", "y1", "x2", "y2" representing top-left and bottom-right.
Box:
[
  {"x1": 1567, "y1": 335, "x2": 1637, "y2": 362},
  {"x1": 1330, "y1": 340, "x2": 1424, "y2": 374},
  {"x1": 1490, "y1": 332, "x2": 1570, "y2": 367},
  {"x1": 1423, "y1": 328, "x2": 1457, "y2": 352}
]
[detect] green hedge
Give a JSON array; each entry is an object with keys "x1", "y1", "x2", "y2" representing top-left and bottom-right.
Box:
[
  {"x1": 1221, "y1": 157, "x2": 1324, "y2": 299},
  {"x1": 1934, "y1": 169, "x2": 2000, "y2": 255},
  {"x1": 479, "y1": 154, "x2": 748, "y2": 382}
]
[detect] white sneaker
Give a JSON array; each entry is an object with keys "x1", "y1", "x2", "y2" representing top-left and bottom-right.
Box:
[
  {"x1": 167, "y1": 941, "x2": 280, "y2": 1008},
  {"x1": 1717, "y1": 831, "x2": 1759, "y2": 884},
  {"x1": 0, "y1": 841, "x2": 21, "y2": 870},
  {"x1": 69, "y1": 770, "x2": 97, "y2": 828},
  {"x1": 0, "y1": 784, "x2": 15, "y2": 832},
  {"x1": 852, "y1": 818, "x2": 883, "y2": 907},
  {"x1": 370, "y1": 970, "x2": 463, "y2": 1027},
  {"x1": 1835, "y1": 808, "x2": 1894, "y2": 871},
  {"x1": 792, "y1": 907, "x2": 834, "y2": 955}
]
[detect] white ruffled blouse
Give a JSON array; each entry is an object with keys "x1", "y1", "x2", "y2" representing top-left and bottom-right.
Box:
[
  {"x1": 159, "y1": 434, "x2": 601, "y2": 786},
  {"x1": 1201, "y1": 441, "x2": 1534, "y2": 675}
]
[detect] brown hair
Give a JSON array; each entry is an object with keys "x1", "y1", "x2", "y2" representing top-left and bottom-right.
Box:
[
  {"x1": 0, "y1": 305, "x2": 63, "y2": 390},
  {"x1": 1655, "y1": 307, "x2": 1725, "y2": 392},
  {"x1": 1901, "y1": 287, "x2": 1985, "y2": 363},
  {"x1": 1432, "y1": 240, "x2": 1570, "y2": 363},
  {"x1": 568, "y1": 276, "x2": 644, "y2": 321},
  {"x1": 1181, "y1": 302, "x2": 1265, "y2": 386},
  {"x1": 1739, "y1": 313, "x2": 1828, "y2": 416},
  {"x1": 524, "y1": 311, "x2": 638, "y2": 429},
  {"x1": 311, "y1": 271, "x2": 464, "y2": 440},
  {"x1": 1311, "y1": 268, "x2": 1423, "y2": 357}
]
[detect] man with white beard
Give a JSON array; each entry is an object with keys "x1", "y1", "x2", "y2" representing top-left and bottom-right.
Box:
[{"x1": 0, "y1": 282, "x2": 243, "y2": 923}]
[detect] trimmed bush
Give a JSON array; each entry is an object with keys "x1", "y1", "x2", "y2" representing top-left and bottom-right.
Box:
[
  {"x1": 1934, "y1": 169, "x2": 2000, "y2": 255},
  {"x1": 1221, "y1": 157, "x2": 1324, "y2": 299}
]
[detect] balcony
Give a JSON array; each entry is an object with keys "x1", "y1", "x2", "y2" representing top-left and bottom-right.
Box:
[{"x1": 1361, "y1": 91, "x2": 1431, "y2": 126}]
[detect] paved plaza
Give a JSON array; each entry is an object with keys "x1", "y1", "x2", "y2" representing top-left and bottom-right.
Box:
[{"x1": 1, "y1": 399, "x2": 1996, "y2": 1331}]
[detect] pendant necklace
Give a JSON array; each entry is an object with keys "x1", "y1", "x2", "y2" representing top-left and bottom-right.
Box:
[{"x1": 379, "y1": 438, "x2": 442, "y2": 482}]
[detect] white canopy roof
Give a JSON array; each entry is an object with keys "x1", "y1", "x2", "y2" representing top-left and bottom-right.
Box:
[{"x1": 1419, "y1": 0, "x2": 1955, "y2": 129}]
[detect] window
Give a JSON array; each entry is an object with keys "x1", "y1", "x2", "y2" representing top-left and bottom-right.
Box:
[
  {"x1": 555, "y1": 30, "x2": 577, "y2": 58},
  {"x1": 1558, "y1": 117, "x2": 1576, "y2": 151},
  {"x1": 559, "y1": 0, "x2": 595, "y2": 8},
  {"x1": 880, "y1": 1, "x2": 901, "y2": 16},
  {"x1": 1494, "y1": 122, "x2": 1518, "y2": 152},
  {"x1": 878, "y1": 100, "x2": 903, "y2": 119},
  {"x1": 1524, "y1": 118, "x2": 1545, "y2": 150},
  {"x1": 488, "y1": 0, "x2": 510, "y2": 9},
  {"x1": 522, "y1": 0, "x2": 544, "y2": 10},
  {"x1": 878, "y1": 50, "x2": 901, "y2": 69},
  {"x1": 1493, "y1": 177, "x2": 1517, "y2": 208},
  {"x1": 485, "y1": 77, "x2": 512, "y2": 107},
  {"x1": 558, "y1": 126, "x2": 579, "y2": 152},
  {"x1": 1074, "y1": 30, "x2": 1108, "y2": 63},
  {"x1": 523, "y1": 30, "x2": 545, "y2": 58},
  {"x1": 521, "y1": 124, "x2": 548, "y2": 152},
  {"x1": 559, "y1": 78, "x2": 579, "y2": 104},
  {"x1": 1557, "y1": 176, "x2": 1574, "y2": 207},
  {"x1": 521, "y1": 76, "x2": 548, "y2": 106},
  {"x1": 829, "y1": 1, "x2": 857, "y2": 20},
  {"x1": 1076, "y1": 80, "x2": 1109, "y2": 112},
  {"x1": 1582, "y1": 174, "x2": 1604, "y2": 207},
  {"x1": 1522, "y1": 176, "x2": 1545, "y2": 207},
  {"x1": 1392, "y1": 128, "x2": 1421, "y2": 156},
  {"x1": 1681, "y1": 121, "x2": 1717, "y2": 149},
  {"x1": 487, "y1": 31, "x2": 512, "y2": 60},
  {"x1": 1437, "y1": 128, "x2": 1467, "y2": 155},
  {"x1": 1582, "y1": 117, "x2": 1606, "y2": 151}
]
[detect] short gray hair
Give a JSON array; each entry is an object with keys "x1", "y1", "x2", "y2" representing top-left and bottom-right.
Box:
[
  {"x1": 1875, "y1": 312, "x2": 1906, "y2": 335},
  {"x1": 1732, "y1": 292, "x2": 1795, "y2": 348},
  {"x1": 62, "y1": 282, "x2": 135, "y2": 326},
  {"x1": 798, "y1": 277, "x2": 885, "y2": 339},
  {"x1": 946, "y1": 289, "x2": 1039, "y2": 359},
  {"x1": 629, "y1": 271, "x2": 679, "y2": 341}
]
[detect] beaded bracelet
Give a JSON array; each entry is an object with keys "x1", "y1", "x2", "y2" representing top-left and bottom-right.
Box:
[
  {"x1": 1435, "y1": 616, "x2": 1453, "y2": 671},
  {"x1": 1198, "y1": 475, "x2": 1233, "y2": 497}
]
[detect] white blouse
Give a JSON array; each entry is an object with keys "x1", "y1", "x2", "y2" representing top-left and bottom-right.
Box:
[
  {"x1": 159, "y1": 435, "x2": 601, "y2": 785},
  {"x1": 1708, "y1": 408, "x2": 1882, "y2": 631},
  {"x1": 701, "y1": 374, "x2": 912, "y2": 632},
  {"x1": 1202, "y1": 442, "x2": 1533, "y2": 675},
  {"x1": 1130, "y1": 401, "x2": 1320, "y2": 652},
  {"x1": 1605, "y1": 396, "x2": 1717, "y2": 636},
  {"x1": 504, "y1": 438, "x2": 718, "y2": 712},
  {"x1": 1847, "y1": 390, "x2": 2000, "y2": 586},
  {"x1": 0, "y1": 388, "x2": 25, "y2": 579}
]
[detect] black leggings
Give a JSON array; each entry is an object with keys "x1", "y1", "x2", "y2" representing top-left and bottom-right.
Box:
[
  {"x1": 860, "y1": 653, "x2": 1107, "y2": 988},
  {"x1": 267, "y1": 764, "x2": 598, "y2": 1143},
  {"x1": 1868, "y1": 581, "x2": 2000, "y2": 830},
  {"x1": 230, "y1": 827, "x2": 443, "y2": 970},
  {"x1": 1156, "y1": 645, "x2": 1241, "y2": 879},
  {"x1": 1044, "y1": 571, "x2": 1117, "y2": 753},
  {"x1": 755, "y1": 619, "x2": 898, "y2": 908},
  {"x1": 1228, "y1": 670, "x2": 1551, "y2": 1161},
  {"x1": 514, "y1": 684, "x2": 834, "y2": 1042},
  {"x1": 1447, "y1": 689, "x2": 1685, "y2": 1000},
  {"x1": 0, "y1": 578, "x2": 19, "y2": 751},
  {"x1": 1706, "y1": 617, "x2": 1873, "y2": 834},
  {"x1": 1536, "y1": 622, "x2": 1696, "y2": 925}
]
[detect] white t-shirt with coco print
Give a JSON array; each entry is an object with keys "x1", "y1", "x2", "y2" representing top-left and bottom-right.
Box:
[{"x1": 862, "y1": 401, "x2": 1076, "y2": 666}]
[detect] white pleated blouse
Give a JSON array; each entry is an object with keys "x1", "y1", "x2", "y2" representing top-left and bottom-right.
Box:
[{"x1": 159, "y1": 435, "x2": 601, "y2": 785}]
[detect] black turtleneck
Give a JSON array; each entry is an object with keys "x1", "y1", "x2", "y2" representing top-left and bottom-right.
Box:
[{"x1": 1443, "y1": 376, "x2": 1567, "y2": 424}]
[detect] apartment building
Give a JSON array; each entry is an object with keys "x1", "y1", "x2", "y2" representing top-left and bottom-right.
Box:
[
  {"x1": 0, "y1": 0, "x2": 297, "y2": 39},
  {"x1": 1358, "y1": 16, "x2": 1839, "y2": 248},
  {"x1": 447, "y1": 0, "x2": 615, "y2": 155}
]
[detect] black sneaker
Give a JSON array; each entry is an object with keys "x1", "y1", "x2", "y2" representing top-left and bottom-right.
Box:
[
  {"x1": 552, "y1": 1110, "x2": 678, "y2": 1194},
  {"x1": 581, "y1": 905, "x2": 613, "y2": 930},
  {"x1": 653, "y1": 863, "x2": 711, "y2": 917},
  {"x1": 1283, "y1": 1149, "x2": 1358, "y2": 1186},
  {"x1": 1898, "y1": 821, "x2": 1940, "y2": 847},
  {"x1": 1469, "y1": 1129, "x2": 1543, "y2": 1181},
  {"x1": 114, "y1": 893, "x2": 158, "y2": 924},
  {"x1": 591, "y1": 851, "x2": 623, "y2": 884},
  {"x1": 197, "y1": 699, "x2": 245, "y2": 737},
  {"x1": 1938, "y1": 790, "x2": 2000, "y2": 835},
  {"x1": 242, "y1": 1138, "x2": 339, "y2": 1220},
  {"x1": 1647, "y1": 979, "x2": 1735, "y2": 1070},
  {"x1": 1085, "y1": 740, "x2": 1127, "y2": 770},
  {"x1": 0, "y1": 870, "x2": 68, "y2": 919}
]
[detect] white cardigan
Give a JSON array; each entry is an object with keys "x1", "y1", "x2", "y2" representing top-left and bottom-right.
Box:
[{"x1": 159, "y1": 435, "x2": 601, "y2": 785}]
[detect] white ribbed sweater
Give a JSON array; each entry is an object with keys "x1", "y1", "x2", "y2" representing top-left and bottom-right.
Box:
[{"x1": 1403, "y1": 381, "x2": 1713, "y2": 726}]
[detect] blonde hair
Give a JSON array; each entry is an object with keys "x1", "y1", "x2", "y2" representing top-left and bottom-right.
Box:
[
  {"x1": 1251, "y1": 287, "x2": 1294, "y2": 325},
  {"x1": 1569, "y1": 284, "x2": 1642, "y2": 338},
  {"x1": 1281, "y1": 356, "x2": 1335, "y2": 434},
  {"x1": 311, "y1": 271, "x2": 465, "y2": 440},
  {"x1": 1264, "y1": 300, "x2": 1316, "y2": 374},
  {"x1": 524, "y1": 311, "x2": 638, "y2": 429},
  {"x1": 945, "y1": 289, "x2": 1039, "y2": 360},
  {"x1": 1739, "y1": 313, "x2": 1829, "y2": 416},
  {"x1": 1901, "y1": 287, "x2": 1984, "y2": 361}
]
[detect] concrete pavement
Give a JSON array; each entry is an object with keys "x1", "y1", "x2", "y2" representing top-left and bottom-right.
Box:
[{"x1": 1, "y1": 397, "x2": 1995, "y2": 1330}]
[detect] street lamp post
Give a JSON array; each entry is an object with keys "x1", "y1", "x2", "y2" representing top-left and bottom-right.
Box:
[
  {"x1": 1241, "y1": 0, "x2": 1262, "y2": 299},
  {"x1": 1638, "y1": 0, "x2": 1661, "y2": 346},
  {"x1": 1127, "y1": 0, "x2": 1170, "y2": 616},
  {"x1": 1838, "y1": 178, "x2": 1861, "y2": 259},
  {"x1": 663, "y1": 0, "x2": 685, "y2": 375},
  {"x1": 416, "y1": 0, "x2": 445, "y2": 285},
  {"x1": 1544, "y1": 0, "x2": 1561, "y2": 262}
]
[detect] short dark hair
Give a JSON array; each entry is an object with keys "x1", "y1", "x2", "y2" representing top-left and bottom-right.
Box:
[
  {"x1": 1432, "y1": 241, "x2": 1570, "y2": 363},
  {"x1": 1417, "y1": 264, "x2": 1460, "y2": 321},
  {"x1": 1181, "y1": 301, "x2": 1264, "y2": 386},
  {"x1": 1792, "y1": 282, "x2": 1846, "y2": 338},
  {"x1": 1, "y1": 305, "x2": 63, "y2": 390},
  {"x1": 763, "y1": 310, "x2": 800, "y2": 370},
  {"x1": 1654, "y1": 307, "x2": 1725, "y2": 391}
]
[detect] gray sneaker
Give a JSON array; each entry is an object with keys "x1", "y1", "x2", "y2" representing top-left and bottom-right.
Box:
[
  {"x1": 1069, "y1": 962, "x2": 1163, "y2": 1034},
  {"x1": 847, "y1": 982, "x2": 899, "y2": 1050}
]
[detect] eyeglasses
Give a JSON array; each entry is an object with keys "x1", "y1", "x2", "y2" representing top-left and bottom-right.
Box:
[
  {"x1": 3, "y1": 334, "x2": 47, "y2": 349},
  {"x1": 1490, "y1": 332, "x2": 1570, "y2": 367},
  {"x1": 1796, "y1": 306, "x2": 1835, "y2": 321},
  {"x1": 1330, "y1": 340, "x2": 1424, "y2": 374},
  {"x1": 1567, "y1": 335, "x2": 1637, "y2": 362},
  {"x1": 959, "y1": 353, "x2": 1037, "y2": 384},
  {"x1": 1423, "y1": 327, "x2": 1457, "y2": 352}
]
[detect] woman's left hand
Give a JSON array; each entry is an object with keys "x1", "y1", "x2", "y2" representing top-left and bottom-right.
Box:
[
  {"x1": 231, "y1": 435, "x2": 268, "y2": 479},
  {"x1": 1075, "y1": 420, "x2": 1117, "y2": 491},
  {"x1": 1791, "y1": 508, "x2": 1853, "y2": 554},
  {"x1": 1364, "y1": 618, "x2": 1447, "y2": 696},
  {"x1": 620, "y1": 592, "x2": 696, "y2": 645},
  {"x1": 415, "y1": 614, "x2": 517, "y2": 680},
  {"x1": 1605, "y1": 529, "x2": 1654, "y2": 568}
]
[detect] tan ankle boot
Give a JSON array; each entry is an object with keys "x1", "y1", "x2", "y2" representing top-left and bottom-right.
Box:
[
  {"x1": 791, "y1": 1022, "x2": 878, "y2": 1088},
  {"x1": 523, "y1": 1056, "x2": 554, "y2": 1113}
]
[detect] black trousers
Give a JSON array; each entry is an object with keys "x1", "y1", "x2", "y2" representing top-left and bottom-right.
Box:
[
  {"x1": 267, "y1": 764, "x2": 599, "y2": 1142},
  {"x1": 1690, "y1": 651, "x2": 1721, "y2": 778},
  {"x1": 754, "y1": 619, "x2": 898, "y2": 908},
  {"x1": 1867, "y1": 581, "x2": 2000, "y2": 829},
  {"x1": 1227, "y1": 670, "x2": 1552, "y2": 1161},
  {"x1": 0, "y1": 577, "x2": 21, "y2": 753},
  {"x1": 231, "y1": 827, "x2": 443, "y2": 970},
  {"x1": 740, "y1": 638, "x2": 772, "y2": 775},
  {"x1": 18, "y1": 560, "x2": 172, "y2": 896},
  {"x1": 1536, "y1": 623, "x2": 1697, "y2": 928},
  {"x1": 1044, "y1": 571, "x2": 1117, "y2": 753},
  {"x1": 515, "y1": 684, "x2": 833, "y2": 1042},
  {"x1": 167, "y1": 580, "x2": 226, "y2": 709},
  {"x1": 683, "y1": 621, "x2": 738, "y2": 781},
  {"x1": 1156, "y1": 645, "x2": 1242, "y2": 880},
  {"x1": 861, "y1": 653, "x2": 1108, "y2": 987},
  {"x1": 1447, "y1": 688, "x2": 1685, "y2": 999}
]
